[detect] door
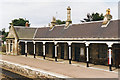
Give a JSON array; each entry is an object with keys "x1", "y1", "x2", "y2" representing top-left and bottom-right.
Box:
[{"x1": 20, "y1": 42, "x2": 25, "y2": 55}]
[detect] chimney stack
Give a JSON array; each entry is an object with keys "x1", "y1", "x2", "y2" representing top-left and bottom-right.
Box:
[
  {"x1": 50, "y1": 16, "x2": 56, "y2": 30},
  {"x1": 102, "y1": 8, "x2": 112, "y2": 26},
  {"x1": 65, "y1": 6, "x2": 72, "y2": 28},
  {"x1": 25, "y1": 22, "x2": 29, "y2": 27}
]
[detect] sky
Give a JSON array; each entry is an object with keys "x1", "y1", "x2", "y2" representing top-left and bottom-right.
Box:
[{"x1": 0, "y1": 0, "x2": 119, "y2": 31}]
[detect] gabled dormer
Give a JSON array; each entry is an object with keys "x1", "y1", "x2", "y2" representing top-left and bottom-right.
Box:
[{"x1": 6, "y1": 24, "x2": 18, "y2": 40}]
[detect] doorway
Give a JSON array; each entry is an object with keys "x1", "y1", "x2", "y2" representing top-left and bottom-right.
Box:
[
  {"x1": 61, "y1": 44, "x2": 64, "y2": 59},
  {"x1": 115, "y1": 48, "x2": 120, "y2": 68}
]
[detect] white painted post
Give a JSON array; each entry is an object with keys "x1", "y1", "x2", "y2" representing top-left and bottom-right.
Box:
[
  {"x1": 55, "y1": 45, "x2": 57, "y2": 57},
  {"x1": 43, "y1": 42, "x2": 46, "y2": 59},
  {"x1": 68, "y1": 42, "x2": 72, "y2": 64},
  {"x1": 107, "y1": 43, "x2": 113, "y2": 71},
  {"x1": 109, "y1": 49, "x2": 112, "y2": 65},
  {"x1": 87, "y1": 47, "x2": 89, "y2": 62},
  {"x1": 55, "y1": 42, "x2": 57, "y2": 61},
  {"x1": 25, "y1": 41, "x2": 27, "y2": 57},
  {"x1": 85, "y1": 42, "x2": 90, "y2": 67},
  {"x1": 33, "y1": 41, "x2": 36, "y2": 58}
]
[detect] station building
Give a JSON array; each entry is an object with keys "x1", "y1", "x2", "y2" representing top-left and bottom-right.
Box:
[{"x1": 6, "y1": 7, "x2": 120, "y2": 71}]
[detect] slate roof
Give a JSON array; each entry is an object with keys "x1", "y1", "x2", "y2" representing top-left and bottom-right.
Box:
[
  {"x1": 35, "y1": 20, "x2": 119, "y2": 39},
  {"x1": 14, "y1": 27, "x2": 37, "y2": 39},
  {"x1": 14, "y1": 20, "x2": 120, "y2": 40}
]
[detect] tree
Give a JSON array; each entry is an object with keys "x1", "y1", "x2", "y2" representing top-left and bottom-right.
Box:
[
  {"x1": 9, "y1": 18, "x2": 30, "y2": 26},
  {"x1": 81, "y1": 13, "x2": 104, "y2": 22},
  {"x1": 1, "y1": 28, "x2": 8, "y2": 44},
  {"x1": 56, "y1": 19, "x2": 65, "y2": 25}
]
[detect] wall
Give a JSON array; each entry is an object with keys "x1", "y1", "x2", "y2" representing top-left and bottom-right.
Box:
[{"x1": 0, "y1": 60, "x2": 69, "y2": 79}]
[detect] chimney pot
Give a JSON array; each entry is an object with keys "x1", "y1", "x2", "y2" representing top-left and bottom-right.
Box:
[
  {"x1": 50, "y1": 16, "x2": 56, "y2": 30},
  {"x1": 25, "y1": 22, "x2": 29, "y2": 27},
  {"x1": 102, "y1": 8, "x2": 112, "y2": 27}
]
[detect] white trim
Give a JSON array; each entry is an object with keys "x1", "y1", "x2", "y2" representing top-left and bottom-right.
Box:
[
  {"x1": 49, "y1": 26, "x2": 54, "y2": 31},
  {"x1": 101, "y1": 21, "x2": 110, "y2": 27},
  {"x1": 106, "y1": 42, "x2": 113, "y2": 47},
  {"x1": 19, "y1": 40, "x2": 119, "y2": 45},
  {"x1": 42, "y1": 41, "x2": 46, "y2": 45},
  {"x1": 33, "y1": 28, "x2": 38, "y2": 39},
  {"x1": 54, "y1": 42, "x2": 57, "y2": 45},
  {"x1": 34, "y1": 38, "x2": 120, "y2": 40},
  {"x1": 67, "y1": 42, "x2": 72, "y2": 45},
  {"x1": 33, "y1": 41, "x2": 36, "y2": 44},
  {"x1": 85, "y1": 42, "x2": 90, "y2": 47}
]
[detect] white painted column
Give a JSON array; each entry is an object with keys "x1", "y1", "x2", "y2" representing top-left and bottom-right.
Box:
[
  {"x1": 107, "y1": 43, "x2": 113, "y2": 71},
  {"x1": 43, "y1": 42, "x2": 46, "y2": 59},
  {"x1": 85, "y1": 42, "x2": 90, "y2": 67},
  {"x1": 25, "y1": 41, "x2": 27, "y2": 57},
  {"x1": 108, "y1": 48, "x2": 112, "y2": 64},
  {"x1": 68, "y1": 42, "x2": 72, "y2": 64},
  {"x1": 55, "y1": 42, "x2": 57, "y2": 61},
  {"x1": 33, "y1": 41, "x2": 36, "y2": 58}
]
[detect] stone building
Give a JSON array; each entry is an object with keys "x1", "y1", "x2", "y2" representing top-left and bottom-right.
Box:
[{"x1": 6, "y1": 7, "x2": 120, "y2": 71}]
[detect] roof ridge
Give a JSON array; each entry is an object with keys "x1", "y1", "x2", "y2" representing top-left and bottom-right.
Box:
[{"x1": 33, "y1": 28, "x2": 38, "y2": 39}]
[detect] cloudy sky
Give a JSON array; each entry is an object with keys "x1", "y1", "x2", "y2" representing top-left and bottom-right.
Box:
[{"x1": 0, "y1": 0, "x2": 119, "y2": 31}]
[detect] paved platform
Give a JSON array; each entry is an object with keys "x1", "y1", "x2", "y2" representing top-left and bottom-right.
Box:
[{"x1": 1, "y1": 55, "x2": 119, "y2": 78}]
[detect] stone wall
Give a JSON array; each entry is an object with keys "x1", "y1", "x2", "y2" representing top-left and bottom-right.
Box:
[{"x1": 0, "y1": 60, "x2": 69, "y2": 79}]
